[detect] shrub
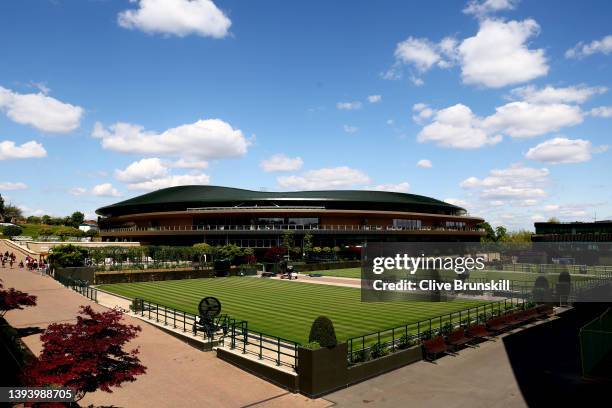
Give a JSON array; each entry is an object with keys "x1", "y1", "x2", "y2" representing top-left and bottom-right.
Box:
[
  {"x1": 1, "y1": 224, "x2": 22, "y2": 237},
  {"x1": 370, "y1": 342, "x2": 389, "y2": 359},
  {"x1": 441, "y1": 322, "x2": 454, "y2": 335},
  {"x1": 398, "y1": 334, "x2": 416, "y2": 349},
  {"x1": 308, "y1": 316, "x2": 337, "y2": 347},
  {"x1": 420, "y1": 329, "x2": 433, "y2": 341},
  {"x1": 351, "y1": 349, "x2": 370, "y2": 364},
  {"x1": 47, "y1": 244, "x2": 88, "y2": 267}
]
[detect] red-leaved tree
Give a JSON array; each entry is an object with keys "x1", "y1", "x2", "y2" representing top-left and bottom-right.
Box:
[
  {"x1": 24, "y1": 306, "x2": 146, "y2": 401},
  {"x1": 0, "y1": 279, "x2": 37, "y2": 317}
]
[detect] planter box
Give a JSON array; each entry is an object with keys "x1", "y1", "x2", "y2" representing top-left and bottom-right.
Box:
[
  {"x1": 347, "y1": 345, "x2": 422, "y2": 385},
  {"x1": 298, "y1": 343, "x2": 348, "y2": 397}
]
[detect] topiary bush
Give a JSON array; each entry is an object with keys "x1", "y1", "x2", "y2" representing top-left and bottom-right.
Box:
[{"x1": 308, "y1": 316, "x2": 337, "y2": 347}]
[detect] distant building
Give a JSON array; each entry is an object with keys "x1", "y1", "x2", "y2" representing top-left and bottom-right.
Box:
[
  {"x1": 78, "y1": 220, "x2": 99, "y2": 233},
  {"x1": 96, "y1": 185, "x2": 485, "y2": 247},
  {"x1": 532, "y1": 220, "x2": 612, "y2": 242}
]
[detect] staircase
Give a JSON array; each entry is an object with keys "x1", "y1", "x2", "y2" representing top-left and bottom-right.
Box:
[{"x1": 0, "y1": 239, "x2": 40, "y2": 263}]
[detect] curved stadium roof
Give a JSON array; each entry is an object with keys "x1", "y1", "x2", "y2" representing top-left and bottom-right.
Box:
[{"x1": 96, "y1": 185, "x2": 465, "y2": 217}]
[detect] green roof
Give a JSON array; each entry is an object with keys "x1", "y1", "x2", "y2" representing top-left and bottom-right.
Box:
[{"x1": 96, "y1": 185, "x2": 463, "y2": 216}]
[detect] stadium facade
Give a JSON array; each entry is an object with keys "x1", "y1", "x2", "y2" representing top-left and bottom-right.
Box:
[{"x1": 96, "y1": 186, "x2": 485, "y2": 247}]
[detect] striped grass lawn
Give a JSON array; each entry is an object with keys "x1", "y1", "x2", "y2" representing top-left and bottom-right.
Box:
[
  {"x1": 313, "y1": 267, "x2": 589, "y2": 284},
  {"x1": 99, "y1": 277, "x2": 486, "y2": 344}
]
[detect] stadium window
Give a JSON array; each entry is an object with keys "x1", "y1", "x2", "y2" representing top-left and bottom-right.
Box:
[{"x1": 392, "y1": 219, "x2": 422, "y2": 229}]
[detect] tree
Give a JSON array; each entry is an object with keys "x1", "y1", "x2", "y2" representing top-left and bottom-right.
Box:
[
  {"x1": 39, "y1": 226, "x2": 55, "y2": 237},
  {"x1": 55, "y1": 226, "x2": 83, "y2": 240},
  {"x1": 281, "y1": 230, "x2": 294, "y2": 260},
  {"x1": 216, "y1": 244, "x2": 243, "y2": 261},
  {"x1": 69, "y1": 211, "x2": 85, "y2": 228},
  {"x1": 24, "y1": 306, "x2": 146, "y2": 401},
  {"x1": 0, "y1": 279, "x2": 37, "y2": 317},
  {"x1": 47, "y1": 244, "x2": 88, "y2": 267},
  {"x1": 0, "y1": 194, "x2": 4, "y2": 219},
  {"x1": 478, "y1": 222, "x2": 496, "y2": 243},
  {"x1": 2, "y1": 204, "x2": 23, "y2": 222},
  {"x1": 1, "y1": 224, "x2": 23, "y2": 237},
  {"x1": 495, "y1": 226, "x2": 508, "y2": 242},
  {"x1": 264, "y1": 246, "x2": 285, "y2": 262},
  {"x1": 302, "y1": 232, "x2": 313, "y2": 256},
  {"x1": 547, "y1": 217, "x2": 560, "y2": 223},
  {"x1": 26, "y1": 215, "x2": 42, "y2": 224}
]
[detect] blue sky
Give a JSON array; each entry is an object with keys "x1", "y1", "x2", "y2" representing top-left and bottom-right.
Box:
[{"x1": 0, "y1": 0, "x2": 611, "y2": 230}]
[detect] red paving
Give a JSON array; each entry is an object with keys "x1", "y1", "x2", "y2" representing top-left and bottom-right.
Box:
[{"x1": 0, "y1": 267, "x2": 331, "y2": 408}]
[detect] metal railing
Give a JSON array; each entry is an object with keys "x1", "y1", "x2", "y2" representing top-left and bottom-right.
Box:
[
  {"x1": 131, "y1": 298, "x2": 300, "y2": 369},
  {"x1": 101, "y1": 224, "x2": 484, "y2": 234},
  {"x1": 347, "y1": 297, "x2": 527, "y2": 364},
  {"x1": 502, "y1": 263, "x2": 612, "y2": 277},
  {"x1": 54, "y1": 273, "x2": 98, "y2": 302}
]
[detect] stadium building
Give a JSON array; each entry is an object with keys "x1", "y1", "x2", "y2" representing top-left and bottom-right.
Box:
[{"x1": 96, "y1": 185, "x2": 485, "y2": 247}]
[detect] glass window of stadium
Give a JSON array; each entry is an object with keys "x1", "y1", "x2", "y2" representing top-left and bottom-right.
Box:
[
  {"x1": 288, "y1": 217, "x2": 319, "y2": 226},
  {"x1": 256, "y1": 217, "x2": 285, "y2": 225},
  {"x1": 392, "y1": 219, "x2": 422, "y2": 229}
]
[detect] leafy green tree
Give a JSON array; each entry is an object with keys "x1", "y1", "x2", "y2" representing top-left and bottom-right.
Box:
[
  {"x1": 2, "y1": 204, "x2": 23, "y2": 222},
  {"x1": 478, "y1": 222, "x2": 496, "y2": 243},
  {"x1": 216, "y1": 244, "x2": 243, "y2": 261},
  {"x1": 41, "y1": 215, "x2": 52, "y2": 225},
  {"x1": 39, "y1": 226, "x2": 54, "y2": 237},
  {"x1": 27, "y1": 216, "x2": 42, "y2": 224},
  {"x1": 495, "y1": 226, "x2": 508, "y2": 242},
  {"x1": 56, "y1": 226, "x2": 83, "y2": 240},
  {"x1": 69, "y1": 212, "x2": 85, "y2": 228},
  {"x1": 281, "y1": 230, "x2": 294, "y2": 260},
  {"x1": 48, "y1": 245, "x2": 88, "y2": 267},
  {"x1": 302, "y1": 232, "x2": 313, "y2": 256},
  {"x1": 0, "y1": 194, "x2": 4, "y2": 219}
]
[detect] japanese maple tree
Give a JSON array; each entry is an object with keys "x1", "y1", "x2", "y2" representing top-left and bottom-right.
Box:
[
  {"x1": 24, "y1": 306, "x2": 146, "y2": 401},
  {"x1": 0, "y1": 279, "x2": 37, "y2": 317}
]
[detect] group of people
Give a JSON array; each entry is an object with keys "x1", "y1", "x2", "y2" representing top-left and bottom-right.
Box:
[
  {"x1": 1, "y1": 251, "x2": 48, "y2": 272},
  {"x1": 1, "y1": 251, "x2": 17, "y2": 268}
]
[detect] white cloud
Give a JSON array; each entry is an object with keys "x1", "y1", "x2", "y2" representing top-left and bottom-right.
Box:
[
  {"x1": 343, "y1": 125, "x2": 359, "y2": 134},
  {"x1": 566, "y1": 35, "x2": 612, "y2": 59},
  {"x1": 91, "y1": 183, "x2": 122, "y2": 197},
  {"x1": 482, "y1": 101, "x2": 583, "y2": 138},
  {"x1": 412, "y1": 103, "x2": 435, "y2": 124},
  {"x1": 409, "y1": 75, "x2": 425, "y2": 86},
  {"x1": 118, "y1": 0, "x2": 231, "y2": 38},
  {"x1": 509, "y1": 84, "x2": 607, "y2": 104},
  {"x1": 277, "y1": 166, "x2": 371, "y2": 190},
  {"x1": 92, "y1": 119, "x2": 249, "y2": 161},
  {"x1": 463, "y1": 0, "x2": 519, "y2": 17},
  {"x1": 260, "y1": 154, "x2": 304, "y2": 172},
  {"x1": 69, "y1": 187, "x2": 88, "y2": 196},
  {"x1": 172, "y1": 158, "x2": 209, "y2": 169},
  {"x1": 336, "y1": 101, "x2": 362, "y2": 110},
  {"x1": 0, "y1": 140, "x2": 47, "y2": 160},
  {"x1": 369, "y1": 182, "x2": 410, "y2": 193},
  {"x1": 416, "y1": 99, "x2": 584, "y2": 149},
  {"x1": 525, "y1": 137, "x2": 608, "y2": 164},
  {"x1": 444, "y1": 198, "x2": 468, "y2": 207},
  {"x1": 367, "y1": 95, "x2": 382, "y2": 103},
  {"x1": 392, "y1": 36, "x2": 458, "y2": 75},
  {"x1": 460, "y1": 163, "x2": 549, "y2": 201},
  {"x1": 127, "y1": 173, "x2": 210, "y2": 191},
  {"x1": 590, "y1": 106, "x2": 612, "y2": 118},
  {"x1": 458, "y1": 19, "x2": 548, "y2": 88},
  {"x1": 115, "y1": 158, "x2": 169, "y2": 183},
  {"x1": 416, "y1": 159, "x2": 432, "y2": 168},
  {"x1": 0, "y1": 182, "x2": 27, "y2": 190},
  {"x1": 417, "y1": 104, "x2": 502, "y2": 149},
  {"x1": 0, "y1": 86, "x2": 83, "y2": 133}
]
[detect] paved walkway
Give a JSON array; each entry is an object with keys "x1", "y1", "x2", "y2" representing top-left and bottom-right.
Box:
[
  {"x1": 0, "y1": 267, "x2": 331, "y2": 408},
  {"x1": 325, "y1": 317, "x2": 568, "y2": 408}
]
